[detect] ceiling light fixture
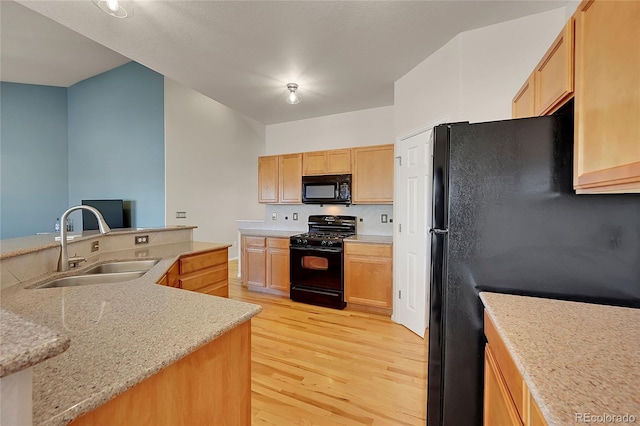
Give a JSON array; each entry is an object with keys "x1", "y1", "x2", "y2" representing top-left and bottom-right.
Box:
[
  {"x1": 286, "y1": 83, "x2": 301, "y2": 105},
  {"x1": 92, "y1": 0, "x2": 132, "y2": 18}
]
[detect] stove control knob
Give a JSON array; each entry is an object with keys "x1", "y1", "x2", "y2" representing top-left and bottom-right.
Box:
[
  {"x1": 321, "y1": 240, "x2": 327, "y2": 246},
  {"x1": 303, "y1": 239, "x2": 308, "y2": 245},
  {"x1": 327, "y1": 241, "x2": 334, "y2": 247},
  {"x1": 296, "y1": 238, "x2": 302, "y2": 244}
]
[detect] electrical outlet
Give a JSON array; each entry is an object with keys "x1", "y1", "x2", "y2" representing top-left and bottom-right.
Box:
[
  {"x1": 91, "y1": 241, "x2": 100, "y2": 252},
  {"x1": 135, "y1": 235, "x2": 149, "y2": 245},
  {"x1": 272, "y1": 212, "x2": 277, "y2": 220},
  {"x1": 176, "y1": 211, "x2": 187, "y2": 219},
  {"x1": 293, "y1": 213, "x2": 298, "y2": 221},
  {"x1": 381, "y1": 214, "x2": 388, "y2": 223}
]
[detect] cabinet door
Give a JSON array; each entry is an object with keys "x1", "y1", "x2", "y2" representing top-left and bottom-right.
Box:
[
  {"x1": 574, "y1": 0, "x2": 640, "y2": 193},
  {"x1": 279, "y1": 154, "x2": 303, "y2": 203},
  {"x1": 512, "y1": 74, "x2": 535, "y2": 119},
  {"x1": 325, "y1": 149, "x2": 352, "y2": 174},
  {"x1": 344, "y1": 244, "x2": 393, "y2": 310},
  {"x1": 526, "y1": 392, "x2": 547, "y2": 426},
  {"x1": 245, "y1": 247, "x2": 266, "y2": 288},
  {"x1": 533, "y1": 19, "x2": 574, "y2": 116},
  {"x1": 258, "y1": 155, "x2": 279, "y2": 203},
  {"x1": 302, "y1": 151, "x2": 327, "y2": 176},
  {"x1": 352, "y1": 145, "x2": 394, "y2": 204},
  {"x1": 484, "y1": 345, "x2": 524, "y2": 426},
  {"x1": 266, "y1": 244, "x2": 290, "y2": 292}
]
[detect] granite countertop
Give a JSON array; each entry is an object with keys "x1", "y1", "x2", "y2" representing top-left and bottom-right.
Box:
[
  {"x1": 0, "y1": 308, "x2": 70, "y2": 378},
  {"x1": 238, "y1": 228, "x2": 301, "y2": 238},
  {"x1": 0, "y1": 226, "x2": 197, "y2": 259},
  {"x1": 480, "y1": 292, "x2": 640, "y2": 425},
  {"x1": 345, "y1": 235, "x2": 393, "y2": 244},
  {"x1": 1, "y1": 241, "x2": 261, "y2": 426}
]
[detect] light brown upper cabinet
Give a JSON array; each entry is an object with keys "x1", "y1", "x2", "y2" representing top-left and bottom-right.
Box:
[
  {"x1": 279, "y1": 154, "x2": 303, "y2": 203},
  {"x1": 352, "y1": 144, "x2": 394, "y2": 204},
  {"x1": 258, "y1": 154, "x2": 303, "y2": 204},
  {"x1": 573, "y1": 0, "x2": 640, "y2": 193},
  {"x1": 512, "y1": 73, "x2": 535, "y2": 119},
  {"x1": 512, "y1": 20, "x2": 574, "y2": 118},
  {"x1": 533, "y1": 19, "x2": 575, "y2": 116},
  {"x1": 302, "y1": 149, "x2": 352, "y2": 175},
  {"x1": 258, "y1": 155, "x2": 279, "y2": 203}
]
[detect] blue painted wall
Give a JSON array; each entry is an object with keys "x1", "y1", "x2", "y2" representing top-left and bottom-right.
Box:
[
  {"x1": 0, "y1": 82, "x2": 69, "y2": 239},
  {"x1": 67, "y1": 62, "x2": 165, "y2": 228}
]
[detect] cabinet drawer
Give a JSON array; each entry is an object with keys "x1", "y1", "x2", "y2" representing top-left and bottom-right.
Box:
[
  {"x1": 195, "y1": 280, "x2": 228, "y2": 298},
  {"x1": 244, "y1": 236, "x2": 266, "y2": 248},
  {"x1": 179, "y1": 264, "x2": 228, "y2": 292},
  {"x1": 267, "y1": 238, "x2": 289, "y2": 249},
  {"x1": 180, "y1": 249, "x2": 227, "y2": 275},
  {"x1": 345, "y1": 243, "x2": 392, "y2": 258},
  {"x1": 484, "y1": 311, "x2": 525, "y2": 417}
]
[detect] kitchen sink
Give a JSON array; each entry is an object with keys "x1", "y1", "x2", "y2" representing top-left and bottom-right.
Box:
[
  {"x1": 84, "y1": 260, "x2": 160, "y2": 274},
  {"x1": 35, "y1": 271, "x2": 147, "y2": 289}
]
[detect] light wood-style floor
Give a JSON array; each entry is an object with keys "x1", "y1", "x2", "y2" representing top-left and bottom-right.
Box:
[{"x1": 228, "y1": 260, "x2": 428, "y2": 425}]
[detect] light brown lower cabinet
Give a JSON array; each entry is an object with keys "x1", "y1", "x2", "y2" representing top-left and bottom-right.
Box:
[
  {"x1": 70, "y1": 321, "x2": 251, "y2": 426},
  {"x1": 242, "y1": 235, "x2": 290, "y2": 296},
  {"x1": 344, "y1": 242, "x2": 393, "y2": 315},
  {"x1": 484, "y1": 311, "x2": 547, "y2": 426},
  {"x1": 157, "y1": 247, "x2": 229, "y2": 297}
]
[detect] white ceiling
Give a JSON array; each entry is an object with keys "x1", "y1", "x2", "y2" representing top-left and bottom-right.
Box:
[{"x1": 4, "y1": 0, "x2": 568, "y2": 125}]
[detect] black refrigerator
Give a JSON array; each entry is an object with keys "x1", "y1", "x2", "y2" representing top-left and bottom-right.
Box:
[{"x1": 426, "y1": 108, "x2": 640, "y2": 426}]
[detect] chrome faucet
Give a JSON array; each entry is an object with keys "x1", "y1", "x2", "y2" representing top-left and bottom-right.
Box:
[{"x1": 58, "y1": 205, "x2": 111, "y2": 272}]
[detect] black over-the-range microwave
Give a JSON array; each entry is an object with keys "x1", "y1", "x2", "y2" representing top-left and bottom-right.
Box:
[{"x1": 301, "y1": 174, "x2": 351, "y2": 204}]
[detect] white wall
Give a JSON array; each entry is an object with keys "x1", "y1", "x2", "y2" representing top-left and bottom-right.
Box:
[
  {"x1": 458, "y1": 9, "x2": 567, "y2": 123},
  {"x1": 164, "y1": 78, "x2": 266, "y2": 259},
  {"x1": 395, "y1": 7, "x2": 568, "y2": 136},
  {"x1": 265, "y1": 106, "x2": 394, "y2": 154},
  {"x1": 394, "y1": 36, "x2": 461, "y2": 138}
]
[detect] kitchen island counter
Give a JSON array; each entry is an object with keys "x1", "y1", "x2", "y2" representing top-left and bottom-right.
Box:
[
  {"x1": 480, "y1": 292, "x2": 640, "y2": 425},
  {"x1": 1, "y1": 240, "x2": 261, "y2": 426}
]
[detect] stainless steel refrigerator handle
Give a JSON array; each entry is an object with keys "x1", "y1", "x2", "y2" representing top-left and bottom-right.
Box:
[{"x1": 430, "y1": 229, "x2": 449, "y2": 235}]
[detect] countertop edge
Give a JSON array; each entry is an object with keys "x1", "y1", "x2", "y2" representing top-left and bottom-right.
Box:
[
  {"x1": 0, "y1": 309, "x2": 71, "y2": 378},
  {"x1": 0, "y1": 226, "x2": 198, "y2": 260}
]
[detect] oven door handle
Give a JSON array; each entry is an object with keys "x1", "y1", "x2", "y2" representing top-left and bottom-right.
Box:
[{"x1": 289, "y1": 246, "x2": 343, "y2": 253}]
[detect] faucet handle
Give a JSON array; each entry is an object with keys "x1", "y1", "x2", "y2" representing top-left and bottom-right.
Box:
[{"x1": 68, "y1": 255, "x2": 87, "y2": 269}]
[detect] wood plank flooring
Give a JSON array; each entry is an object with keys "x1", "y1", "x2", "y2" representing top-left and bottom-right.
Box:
[{"x1": 228, "y1": 260, "x2": 428, "y2": 425}]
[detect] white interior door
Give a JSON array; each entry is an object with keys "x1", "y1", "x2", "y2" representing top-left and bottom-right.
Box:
[{"x1": 393, "y1": 129, "x2": 433, "y2": 338}]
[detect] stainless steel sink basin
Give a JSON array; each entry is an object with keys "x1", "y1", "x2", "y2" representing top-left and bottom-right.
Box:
[
  {"x1": 84, "y1": 260, "x2": 160, "y2": 274},
  {"x1": 36, "y1": 271, "x2": 147, "y2": 289}
]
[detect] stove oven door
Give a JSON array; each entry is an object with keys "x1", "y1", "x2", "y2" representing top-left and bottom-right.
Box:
[{"x1": 290, "y1": 246, "x2": 345, "y2": 308}]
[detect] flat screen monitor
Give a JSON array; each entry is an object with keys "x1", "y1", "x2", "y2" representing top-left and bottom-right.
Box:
[{"x1": 81, "y1": 199, "x2": 124, "y2": 231}]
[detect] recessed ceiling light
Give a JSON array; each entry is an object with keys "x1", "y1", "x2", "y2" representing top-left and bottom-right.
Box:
[{"x1": 92, "y1": 0, "x2": 133, "y2": 18}]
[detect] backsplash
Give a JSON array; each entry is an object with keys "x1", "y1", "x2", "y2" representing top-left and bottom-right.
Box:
[{"x1": 261, "y1": 204, "x2": 394, "y2": 235}]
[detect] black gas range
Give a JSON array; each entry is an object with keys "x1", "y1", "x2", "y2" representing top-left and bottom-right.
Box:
[{"x1": 289, "y1": 215, "x2": 357, "y2": 309}]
